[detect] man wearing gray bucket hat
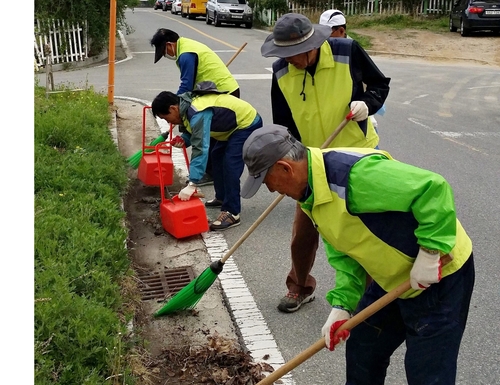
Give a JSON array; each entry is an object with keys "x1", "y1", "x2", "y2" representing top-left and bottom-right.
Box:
[
  {"x1": 261, "y1": 13, "x2": 390, "y2": 313},
  {"x1": 241, "y1": 124, "x2": 474, "y2": 385}
]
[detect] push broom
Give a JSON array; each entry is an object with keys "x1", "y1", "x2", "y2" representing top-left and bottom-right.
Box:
[
  {"x1": 154, "y1": 112, "x2": 353, "y2": 316},
  {"x1": 255, "y1": 255, "x2": 453, "y2": 385},
  {"x1": 127, "y1": 42, "x2": 248, "y2": 169}
]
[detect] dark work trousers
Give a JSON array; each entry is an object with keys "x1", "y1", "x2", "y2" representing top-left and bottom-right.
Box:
[
  {"x1": 286, "y1": 204, "x2": 319, "y2": 295},
  {"x1": 345, "y1": 254, "x2": 475, "y2": 385},
  {"x1": 205, "y1": 88, "x2": 241, "y2": 178},
  {"x1": 211, "y1": 114, "x2": 262, "y2": 216}
]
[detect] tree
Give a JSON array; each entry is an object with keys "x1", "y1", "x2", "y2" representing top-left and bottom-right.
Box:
[{"x1": 35, "y1": 0, "x2": 139, "y2": 56}]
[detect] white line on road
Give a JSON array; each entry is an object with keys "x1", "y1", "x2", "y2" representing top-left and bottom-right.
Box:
[
  {"x1": 202, "y1": 232, "x2": 295, "y2": 385},
  {"x1": 431, "y1": 131, "x2": 500, "y2": 138},
  {"x1": 402, "y1": 94, "x2": 429, "y2": 105},
  {"x1": 408, "y1": 117, "x2": 433, "y2": 130},
  {"x1": 155, "y1": 116, "x2": 295, "y2": 385},
  {"x1": 467, "y1": 83, "x2": 500, "y2": 90}
]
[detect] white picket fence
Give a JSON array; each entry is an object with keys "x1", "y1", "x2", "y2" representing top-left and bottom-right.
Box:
[
  {"x1": 34, "y1": 19, "x2": 88, "y2": 67},
  {"x1": 284, "y1": 0, "x2": 453, "y2": 20}
]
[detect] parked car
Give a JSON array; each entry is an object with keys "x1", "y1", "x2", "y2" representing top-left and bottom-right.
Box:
[
  {"x1": 181, "y1": 0, "x2": 206, "y2": 19},
  {"x1": 171, "y1": 0, "x2": 182, "y2": 14},
  {"x1": 449, "y1": 0, "x2": 500, "y2": 36},
  {"x1": 153, "y1": 0, "x2": 165, "y2": 10},
  {"x1": 205, "y1": 0, "x2": 253, "y2": 28},
  {"x1": 163, "y1": 0, "x2": 173, "y2": 11}
]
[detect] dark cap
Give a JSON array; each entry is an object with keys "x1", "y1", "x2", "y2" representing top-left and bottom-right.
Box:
[
  {"x1": 151, "y1": 28, "x2": 179, "y2": 63},
  {"x1": 241, "y1": 125, "x2": 298, "y2": 199},
  {"x1": 260, "y1": 13, "x2": 331, "y2": 58}
]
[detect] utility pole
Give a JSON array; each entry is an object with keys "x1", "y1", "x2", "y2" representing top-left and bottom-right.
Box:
[{"x1": 108, "y1": 0, "x2": 117, "y2": 105}]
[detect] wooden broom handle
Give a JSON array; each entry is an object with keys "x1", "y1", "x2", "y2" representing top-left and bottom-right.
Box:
[
  {"x1": 219, "y1": 114, "x2": 352, "y2": 265},
  {"x1": 225, "y1": 42, "x2": 247, "y2": 68},
  {"x1": 256, "y1": 254, "x2": 453, "y2": 385}
]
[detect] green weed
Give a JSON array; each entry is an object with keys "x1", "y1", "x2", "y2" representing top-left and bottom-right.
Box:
[{"x1": 35, "y1": 85, "x2": 137, "y2": 384}]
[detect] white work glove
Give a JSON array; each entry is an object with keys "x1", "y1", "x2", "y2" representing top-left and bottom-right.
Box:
[
  {"x1": 178, "y1": 182, "x2": 197, "y2": 201},
  {"x1": 350, "y1": 101, "x2": 369, "y2": 121},
  {"x1": 171, "y1": 135, "x2": 185, "y2": 148},
  {"x1": 321, "y1": 307, "x2": 351, "y2": 351},
  {"x1": 410, "y1": 248, "x2": 442, "y2": 290}
]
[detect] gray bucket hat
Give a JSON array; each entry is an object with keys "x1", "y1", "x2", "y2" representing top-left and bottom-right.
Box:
[{"x1": 261, "y1": 13, "x2": 332, "y2": 58}]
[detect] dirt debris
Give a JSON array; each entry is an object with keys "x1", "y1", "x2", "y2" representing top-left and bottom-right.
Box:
[{"x1": 144, "y1": 332, "x2": 277, "y2": 385}]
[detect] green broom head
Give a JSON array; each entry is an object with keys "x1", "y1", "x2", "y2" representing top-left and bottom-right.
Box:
[
  {"x1": 154, "y1": 260, "x2": 224, "y2": 317},
  {"x1": 127, "y1": 133, "x2": 169, "y2": 169}
]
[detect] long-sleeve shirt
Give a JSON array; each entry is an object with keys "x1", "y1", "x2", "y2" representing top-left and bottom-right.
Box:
[
  {"x1": 300, "y1": 148, "x2": 472, "y2": 312},
  {"x1": 176, "y1": 52, "x2": 198, "y2": 95},
  {"x1": 271, "y1": 39, "x2": 390, "y2": 142}
]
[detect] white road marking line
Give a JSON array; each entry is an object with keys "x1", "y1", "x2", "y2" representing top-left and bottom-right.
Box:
[
  {"x1": 408, "y1": 117, "x2": 433, "y2": 130},
  {"x1": 402, "y1": 94, "x2": 429, "y2": 105},
  {"x1": 202, "y1": 232, "x2": 295, "y2": 385},
  {"x1": 409, "y1": 118, "x2": 500, "y2": 137},
  {"x1": 467, "y1": 83, "x2": 500, "y2": 90},
  {"x1": 431, "y1": 131, "x2": 500, "y2": 138},
  {"x1": 161, "y1": 116, "x2": 294, "y2": 385}
]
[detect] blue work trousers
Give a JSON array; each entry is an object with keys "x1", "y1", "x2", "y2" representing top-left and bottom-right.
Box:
[
  {"x1": 211, "y1": 115, "x2": 263, "y2": 215},
  {"x1": 346, "y1": 254, "x2": 475, "y2": 385}
]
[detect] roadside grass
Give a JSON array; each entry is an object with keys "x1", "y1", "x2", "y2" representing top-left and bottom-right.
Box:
[
  {"x1": 34, "y1": 85, "x2": 142, "y2": 384},
  {"x1": 302, "y1": 12, "x2": 449, "y2": 49}
]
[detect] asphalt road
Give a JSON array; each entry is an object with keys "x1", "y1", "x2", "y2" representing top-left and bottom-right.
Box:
[{"x1": 36, "y1": 8, "x2": 500, "y2": 384}]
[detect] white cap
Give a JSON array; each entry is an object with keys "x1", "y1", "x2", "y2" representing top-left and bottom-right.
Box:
[{"x1": 319, "y1": 9, "x2": 347, "y2": 28}]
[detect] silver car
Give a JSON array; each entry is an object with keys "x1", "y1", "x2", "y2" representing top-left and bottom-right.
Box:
[{"x1": 205, "y1": 0, "x2": 253, "y2": 29}]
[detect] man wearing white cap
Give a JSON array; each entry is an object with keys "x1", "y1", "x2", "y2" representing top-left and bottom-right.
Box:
[
  {"x1": 319, "y1": 10, "x2": 387, "y2": 132},
  {"x1": 319, "y1": 9, "x2": 349, "y2": 38},
  {"x1": 261, "y1": 13, "x2": 390, "y2": 313}
]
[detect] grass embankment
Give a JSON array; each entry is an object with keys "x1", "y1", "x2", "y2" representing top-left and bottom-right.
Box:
[
  {"x1": 304, "y1": 12, "x2": 449, "y2": 49},
  {"x1": 34, "y1": 86, "x2": 139, "y2": 384}
]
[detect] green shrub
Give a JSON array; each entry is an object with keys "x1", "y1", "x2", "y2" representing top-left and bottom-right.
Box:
[{"x1": 34, "y1": 86, "x2": 134, "y2": 384}]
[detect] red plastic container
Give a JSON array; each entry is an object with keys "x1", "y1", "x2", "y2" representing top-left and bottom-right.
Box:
[
  {"x1": 156, "y1": 143, "x2": 209, "y2": 239},
  {"x1": 137, "y1": 106, "x2": 174, "y2": 186},
  {"x1": 160, "y1": 195, "x2": 209, "y2": 239}
]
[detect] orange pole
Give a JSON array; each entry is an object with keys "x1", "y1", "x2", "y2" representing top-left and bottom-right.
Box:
[{"x1": 108, "y1": 0, "x2": 117, "y2": 105}]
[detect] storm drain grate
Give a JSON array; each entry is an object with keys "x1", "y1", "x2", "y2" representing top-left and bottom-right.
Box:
[{"x1": 137, "y1": 266, "x2": 195, "y2": 301}]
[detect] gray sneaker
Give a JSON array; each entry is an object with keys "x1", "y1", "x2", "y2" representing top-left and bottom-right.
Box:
[
  {"x1": 209, "y1": 211, "x2": 240, "y2": 231},
  {"x1": 277, "y1": 292, "x2": 315, "y2": 313}
]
